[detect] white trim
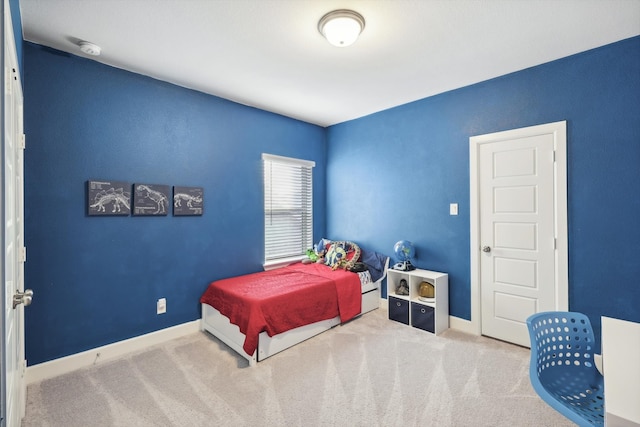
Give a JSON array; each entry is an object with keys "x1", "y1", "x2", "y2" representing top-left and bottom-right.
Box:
[
  {"x1": 469, "y1": 121, "x2": 568, "y2": 337},
  {"x1": 261, "y1": 153, "x2": 315, "y2": 168},
  {"x1": 553, "y1": 123, "x2": 569, "y2": 312},
  {"x1": 449, "y1": 316, "x2": 475, "y2": 334},
  {"x1": 25, "y1": 320, "x2": 200, "y2": 385},
  {"x1": 263, "y1": 255, "x2": 306, "y2": 271}
]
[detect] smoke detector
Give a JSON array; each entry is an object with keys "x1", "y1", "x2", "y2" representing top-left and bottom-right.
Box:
[{"x1": 79, "y1": 41, "x2": 101, "y2": 56}]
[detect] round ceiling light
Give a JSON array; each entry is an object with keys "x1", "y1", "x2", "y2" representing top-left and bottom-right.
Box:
[
  {"x1": 318, "y1": 9, "x2": 365, "y2": 47},
  {"x1": 79, "y1": 41, "x2": 101, "y2": 56}
]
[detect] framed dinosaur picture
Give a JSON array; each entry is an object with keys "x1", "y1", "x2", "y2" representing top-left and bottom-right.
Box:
[
  {"x1": 173, "y1": 186, "x2": 204, "y2": 216},
  {"x1": 87, "y1": 180, "x2": 131, "y2": 216},
  {"x1": 133, "y1": 183, "x2": 170, "y2": 216}
]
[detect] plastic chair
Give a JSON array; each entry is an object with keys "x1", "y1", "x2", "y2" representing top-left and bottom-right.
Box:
[{"x1": 526, "y1": 311, "x2": 605, "y2": 426}]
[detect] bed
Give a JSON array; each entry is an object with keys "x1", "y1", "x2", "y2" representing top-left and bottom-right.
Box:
[{"x1": 200, "y1": 242, "x2": 388, "y2": 366}]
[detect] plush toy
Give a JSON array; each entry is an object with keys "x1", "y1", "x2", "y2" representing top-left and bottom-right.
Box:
[
  {"x1": 306, "y1": 248, "x2": 318, "y2": 262},
  {"x1": 311, "y1": 239, "x2": 362, "y2": 270},
  {"x1": 313, "y1": 238, "x2": 331, "y2": 264},
  {"x1": 325, "y1": 244, "x2": 348, "y2": 270}
]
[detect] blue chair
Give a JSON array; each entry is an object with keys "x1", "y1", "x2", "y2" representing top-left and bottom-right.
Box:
[{"x1": 526, "y1": 311, "x2": 605, "y2": 426}]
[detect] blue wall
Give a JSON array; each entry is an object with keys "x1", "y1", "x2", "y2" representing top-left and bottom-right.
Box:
[
  {"x1": 23, "y1": 43, "x2": 326, "y2": 365},
  {"x1": 24, "y1": 35, "x2": 639, "y2": 364},
  {"x1": 326, "y1": 36, "x2": 640, "y2": 342}
]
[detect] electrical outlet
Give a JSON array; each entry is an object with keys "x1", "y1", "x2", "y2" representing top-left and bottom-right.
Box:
[
  {"x1": 449, "y1": 203, "x2": 459, "y2": 216},
  {"x1": 157, "y1": 298, "x2": 166, "y2": 314}
]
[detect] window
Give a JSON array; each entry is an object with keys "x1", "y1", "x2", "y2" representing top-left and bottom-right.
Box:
[{"x1": 263, "y1": 153, "x2": 315, "y2": 267}]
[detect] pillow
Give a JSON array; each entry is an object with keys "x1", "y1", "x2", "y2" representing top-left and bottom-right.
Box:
[
  {"x1": 360, "y1": 249, "x2": 388, "y2": 282},
  {"x1": 325, "y1": 243, "x2": 347, "y2": 269},
  {"x1": 325, "y1": 241, "x2": 361, "y2": 270}
]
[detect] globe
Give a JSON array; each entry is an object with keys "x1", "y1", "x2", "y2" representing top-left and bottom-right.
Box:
[{"x1": 394, "y1": 240, "x2": 415, "y2": 262}]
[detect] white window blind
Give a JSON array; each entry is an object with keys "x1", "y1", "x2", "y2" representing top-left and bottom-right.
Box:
[{"x1": 263, "y1": 154, "x2": 315, "y2": 263}]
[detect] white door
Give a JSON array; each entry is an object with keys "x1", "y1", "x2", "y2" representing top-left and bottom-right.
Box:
[
  {"x1": 2, "y1": 1, "x2": 27, "y2": 424},
  {"x1": 470, "y1": 122, "x2": 567, "y2": 347}
]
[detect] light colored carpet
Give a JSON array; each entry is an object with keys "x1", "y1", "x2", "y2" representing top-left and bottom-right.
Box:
[{"x1": 22, "y1": 309, "x2": 574, "y2": 426}]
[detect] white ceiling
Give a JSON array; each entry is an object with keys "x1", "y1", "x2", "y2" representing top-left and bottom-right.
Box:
[{"x1": 20, "y1": 0, "x2": 640, "y2": 127}]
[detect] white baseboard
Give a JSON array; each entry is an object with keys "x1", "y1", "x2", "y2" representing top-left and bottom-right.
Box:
[
  {"x1": 26, "y1": 320, "x2": 200, "y2": 385},
  {"x1": 448, "y1": 316, "x2": 476, "y2": 334}
]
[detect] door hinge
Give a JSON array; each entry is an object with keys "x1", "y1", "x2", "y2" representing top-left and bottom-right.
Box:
[
  {"x1": 21, "y1": 246, "x2": 27, "y2": 263},
  {"x1": 21, "y1": 134, "x2": 26, "y2": 150},
  {"x1": 554, "y1": 238, "x2": 557, "y2": 250},
  {"x1": 552, "y1": 150, "x2": 556, "y2": 163}
]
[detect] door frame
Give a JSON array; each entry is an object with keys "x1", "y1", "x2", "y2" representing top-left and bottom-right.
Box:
[
  {"x1": 2, "y1": 0, "x2": 26, "y2": 424},
  {"x1": 469, "y1": 121, "x2": 569, "y2": 337}
]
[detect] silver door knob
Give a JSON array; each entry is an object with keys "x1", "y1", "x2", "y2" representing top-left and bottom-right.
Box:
[
  {"x1": 13, "y1": 289, "x2": 33, "y2": 309},
  {"x1": 482, "y1": 246, "x2": 491, "y2": 253}
]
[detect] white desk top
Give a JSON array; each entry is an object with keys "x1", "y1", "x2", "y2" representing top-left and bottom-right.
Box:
[{"x1": 602, "y1": 316, "x2": 640, "y2": 427}]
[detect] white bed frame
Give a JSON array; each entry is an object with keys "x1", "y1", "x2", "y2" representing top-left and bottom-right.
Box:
[{"x1": 200, "y1": 259, "x2": 388, "y2": 366}]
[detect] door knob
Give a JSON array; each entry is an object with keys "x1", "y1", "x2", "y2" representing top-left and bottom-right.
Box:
[
  {"x1": 482, "y1": 246, "x2": 491, "y2": 253},
  {"x1": 13, "y1": 289, "x2": 33, "y2": 309}
]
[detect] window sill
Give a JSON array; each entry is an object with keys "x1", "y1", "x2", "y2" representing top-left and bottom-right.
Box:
[{"x1": 263, "y1": 256, "x2": 306, "y2": 271}]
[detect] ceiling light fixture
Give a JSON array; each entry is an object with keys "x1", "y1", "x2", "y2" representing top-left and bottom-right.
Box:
[
  {"x1": 79, "y1": 41, "x2": 101, "y2": 56},
  {"x1": 318, "y1": 9, "x2": 365, "y2": 47}
]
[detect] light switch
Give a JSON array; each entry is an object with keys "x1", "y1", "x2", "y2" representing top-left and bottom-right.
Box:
[
  {"x1": 157, "y1": 298, "x2": 166, "y2": 314},
  {"x1": 450, "y1": 203, "x2": 458, "y2": 216}
]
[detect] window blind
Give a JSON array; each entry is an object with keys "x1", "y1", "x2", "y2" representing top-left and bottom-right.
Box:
[{"x1": 263, "y1": 154, "x2": 315, "y2": 262}]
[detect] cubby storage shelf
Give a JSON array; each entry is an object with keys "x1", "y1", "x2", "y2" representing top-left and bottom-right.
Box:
[{"x1": 386, "y1": 268, "x2": 448, "y2": 334}]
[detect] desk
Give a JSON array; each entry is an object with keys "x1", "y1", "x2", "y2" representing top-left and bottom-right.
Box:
[{"x1": 602, "y1": 316, "x2": 640, "y2": 427}]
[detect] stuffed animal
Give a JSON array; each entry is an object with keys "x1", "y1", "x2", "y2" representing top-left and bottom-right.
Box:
[
  {"x1": 325, "y1": 244, "x2": 348, "y2": 270},
  {"x1": 313, "y1": 238, "x2": 331, "y2": 264},
  {"x1": 306, "y1": 248, "x2": 318, "y2": 262},
  {"x1": 312, "y1": 239, "x2": 362, "y2": 270}
]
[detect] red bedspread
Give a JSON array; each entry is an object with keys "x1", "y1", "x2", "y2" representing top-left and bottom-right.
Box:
[{"x1": 200, "y1": 262, "x2": 361, "y2": 356}]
